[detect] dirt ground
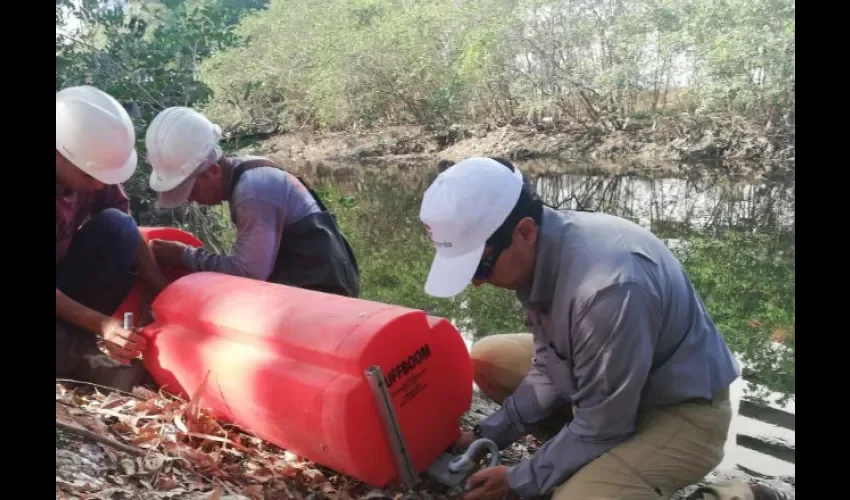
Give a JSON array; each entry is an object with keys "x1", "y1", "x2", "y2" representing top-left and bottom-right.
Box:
[
  {"x1": 234, "y1": 116, "x2": 794, "y2": 179},
  {"x1": 56, "y1": 384, "x2": 794, "y2": 500}
]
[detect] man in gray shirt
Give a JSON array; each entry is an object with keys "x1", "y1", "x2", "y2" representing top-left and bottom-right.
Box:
[
  {"x1": 419, "y1": 157, "x2": 787, "y2": 500},
  {"x1": 143, "y1": 107, "x2": 359, "y2": 297}
]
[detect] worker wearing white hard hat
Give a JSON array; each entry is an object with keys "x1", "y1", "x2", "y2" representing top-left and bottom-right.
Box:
[
  {"x1": 144, "y1": 107, "x2": 359, "y2": 297},
  {"x1": 56, "y1": 85, "x2": 169, "y2": 393},
  {"x1": 418, "y1": 158, "x2": 780, "y2": 500}
]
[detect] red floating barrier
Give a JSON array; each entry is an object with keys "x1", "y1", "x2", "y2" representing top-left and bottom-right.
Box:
[
  {"x1": 141, "y1": 271, "x2": 473, "y2": 487},
  {"x1": 113, "y1": 226, "x2": 203, "y2": 322}
]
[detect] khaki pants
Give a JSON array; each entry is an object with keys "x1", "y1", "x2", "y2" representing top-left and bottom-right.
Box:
[{"x1": 471, "y1": 334, "x2": 757, "y2": 500}]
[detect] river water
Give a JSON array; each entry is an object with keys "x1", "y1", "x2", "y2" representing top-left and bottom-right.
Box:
[{"x1": 315, "y1": 160, "x2": 795, "y2": 479}]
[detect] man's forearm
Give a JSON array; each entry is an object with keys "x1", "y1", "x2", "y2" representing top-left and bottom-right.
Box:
[
  {"x1": 182, "y1": 246, "x2": 254, "y2": 277},
  {"x1": 135, "y1": 232, "x2": 169, "y2": 292},
  {"x1": 181, "y1": 201, "x2": 281, "y2": 280},
  {"x1": 478, "y1": 340, "x2": 561, "y2": 448},
  {"x1": 477, "y1": 407, "x2": 527, "y2": 449},
  {"x1": 478, "y1": 380, "x2": 567, "y2": 449},
  {"x1": 56, "y1": 288, "x2": 106, "y2": 335}
]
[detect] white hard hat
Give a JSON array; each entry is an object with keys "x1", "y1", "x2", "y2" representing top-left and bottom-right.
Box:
[
  {"x1": 146, "y1": 107, "x2": 223, "y2": 208},
  {"x1": 56, "y1": 86, "x2": 138, "y2": 185},
  {"x1": 419, "y1": 157, "x2": 524, "y2": 298}
]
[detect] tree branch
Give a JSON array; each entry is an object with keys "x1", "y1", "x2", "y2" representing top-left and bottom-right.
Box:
[{"x1": 56, "y1": 419, "x2": 147, "y2": 457}]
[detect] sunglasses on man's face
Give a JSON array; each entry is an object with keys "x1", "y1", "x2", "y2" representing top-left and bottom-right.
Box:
[{"x1": 474, "y1": 240, "x2": 508, "y2": 280}]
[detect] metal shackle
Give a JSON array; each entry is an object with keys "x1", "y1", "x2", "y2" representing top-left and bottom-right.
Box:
[{"x1": 448, "y1": 438, "x2": 501, "y2": 491}]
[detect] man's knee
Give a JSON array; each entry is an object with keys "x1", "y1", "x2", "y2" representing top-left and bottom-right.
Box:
[
  {"x1": 85, "y1": 208, "x2": 139, "y2": 261},
  {"x1": 470, "y1": 333, "x2": 534, "y2": 404},
  {"x1": 553, "y1": 451, "x2": 662, "y2": 500},
  {"x1": 87, "y1": 208, "x2": 138, "y2": 241},
  {"x1": 563, "y1": 405, "x2": 729, "y2": 498}
]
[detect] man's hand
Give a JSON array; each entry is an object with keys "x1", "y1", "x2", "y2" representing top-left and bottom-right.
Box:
[
  {"x1": 455, "y1": 431, "x2": 478, "y2": 450},
  {"x1": 463, "y1": 466, "x2": 517, "y2": 500},
  {"x1": 151, "y1": 239, "x2": 188, "y2": 267},
  {"x1": 99, "y1": 317, "x2": 147, "y2": 364}
]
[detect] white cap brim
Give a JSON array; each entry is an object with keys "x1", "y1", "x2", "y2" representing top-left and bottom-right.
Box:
[
  {"x1": 89, "y1": 149, "x2": 138, "y2": 185},
  {"x1": 155, "y1": 175, "x2": 198, "y2": 209},
  {"x1": 149, "y1": 167, "x2": 192, "y2": 192},
  {"x1": 424, "y1": 244, "x2": 485, "y2": 298}
]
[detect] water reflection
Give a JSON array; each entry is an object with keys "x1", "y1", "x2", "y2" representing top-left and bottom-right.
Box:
[
  {"x1": 532, "y1": 172, "x2": 795, "y2": 232},
  {"x1": 726, "y1": 368, "x2": 795, "y2": 478}
]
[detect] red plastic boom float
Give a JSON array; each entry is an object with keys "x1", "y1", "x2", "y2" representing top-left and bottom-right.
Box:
[
  {"x1": 113, "y1": 226, "x2": 203, "y2": 321},
  {"x1": 120, "y1": 227, "x2": 474, "y2": 487}
]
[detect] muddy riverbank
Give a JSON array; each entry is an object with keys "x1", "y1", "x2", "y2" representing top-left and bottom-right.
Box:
[{"x1": 232, "y1": 115, "x2": 794, "y2": 179}]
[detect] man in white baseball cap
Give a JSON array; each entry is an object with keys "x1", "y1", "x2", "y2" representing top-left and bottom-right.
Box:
[
  {"x1": 419, "y1": 158, "x2": 785, "y2": 500},
  {"x1": 56, "y1": 85, "x2": 169, "y2": 393},
  {"x1": 420, "y1": 157, "x2": 526, "y2": 298}
]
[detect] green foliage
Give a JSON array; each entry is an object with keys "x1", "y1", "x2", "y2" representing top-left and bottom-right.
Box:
[
  {"x1": 57, "y1": 0, "x2": 796, "y2": 140},
  {"x1": 199, "y1": 0, "x2": 520, "y2": 130},
  {"x1": 57, "y1": 0, "x2": 795, "y2": 134},
  {"x1": 681, "y1": 0, "x2": 795, "y2": 116},
  {"x1": 198, "y1": 0, "x2": 794, "y2": 132},
  {"x1": 317, "y1": 172, "x2": 526, "y2": 336},
  {"x1": 675, "y1": 228, "x2": 795, "y2": 395},
  {"x1": 56, "y1": 0, "x2": 267, "y2": 119},
  {"x1": 56, "y1": 0, "x2": 267, "y2": 240}
]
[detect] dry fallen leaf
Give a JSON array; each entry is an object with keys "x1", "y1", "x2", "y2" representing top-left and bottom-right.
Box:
[
  {"x1": 175, "y1": 414, "x2": 190, "y2": 434},
  {"x1": 100, "y1": 392, "x2": 127, "y2": 410},
  {"x1": 132, "y1": 428, "x2": 161, "y2": 446},
  {"x1": 133, "y1": 386, "x2": 159, "y2": 400},
  {"x1": 156, "y1": 476, "x2": 180, "y2": 491},
  {"x1": 56, "y1": 381, "x2": 523, "y2": 500},
  {"x1": 240, "y1": 484, "x2": 264, "y2": 500},
  {"x1": 145, "y1": 453, "x2": 167, "y2": 471},
  {"x1": 120, "y1": 458, "x2": 136, "y2": 476}
]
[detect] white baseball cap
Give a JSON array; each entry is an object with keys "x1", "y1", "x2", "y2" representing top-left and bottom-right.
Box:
[{"x1": 419, "y1": 157, "x2": 524, "y2": 298}]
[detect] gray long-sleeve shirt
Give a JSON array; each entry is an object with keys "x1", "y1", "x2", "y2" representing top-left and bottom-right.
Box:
[
  {"x1": 477, "y1": 207, "x2": 741, "y2": 498},
  {"x1": 182, "y1": 160, "x2": 320, "y2": 280}
]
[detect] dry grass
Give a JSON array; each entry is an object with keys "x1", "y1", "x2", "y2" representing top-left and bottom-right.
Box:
[
  {"x1": 55, "y1": 381, "x2": 535, "y2": 499},
  {"x1": 56, "y1": 382, "x2": 397, "y2": 499}
]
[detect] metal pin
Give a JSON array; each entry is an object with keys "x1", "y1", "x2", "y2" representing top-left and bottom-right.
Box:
[
  {"x1": 365, "y1": 365, "x2": 420, "y2": 489},
  {"x1": 124, "y1": 312, "x2": 134, "y2": 330}
]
